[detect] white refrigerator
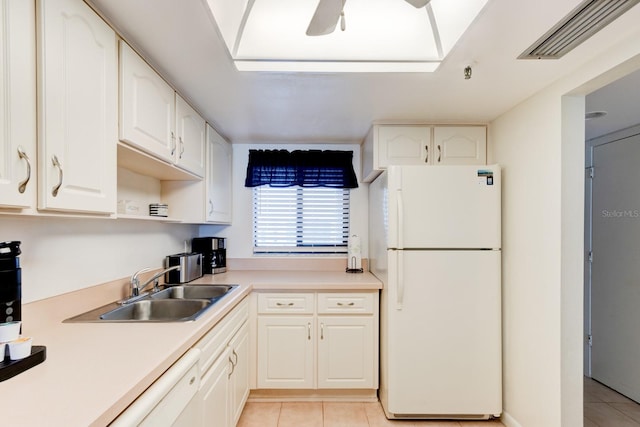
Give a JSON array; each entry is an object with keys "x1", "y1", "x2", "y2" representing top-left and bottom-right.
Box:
[{"x1": 369, "y1": 165, "x2": 502, "y2": 420}]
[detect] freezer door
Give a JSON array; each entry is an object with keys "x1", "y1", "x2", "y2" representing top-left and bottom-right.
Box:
[
  {"x1": 380, "y1": 249, "x2": 502, "y2": 417},
  {"x1": 387, "y1": 165, "x2": 501, "y2": 249}
]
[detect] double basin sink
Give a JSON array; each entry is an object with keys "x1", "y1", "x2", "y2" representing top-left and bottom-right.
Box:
[{"x1": 65, "y1": 285, "x2": 239, "y2": 323}]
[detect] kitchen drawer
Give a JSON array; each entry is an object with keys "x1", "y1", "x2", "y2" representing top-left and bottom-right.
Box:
[
  {"x1": 194, "y1": 298, "x2": 248, "y2": 373},
  {"x1": 317, "y1": 292, "x2": 376, "y2": 314},
  {"x1": 257, "y1": 293, "x2": 314, "y2": 314}
]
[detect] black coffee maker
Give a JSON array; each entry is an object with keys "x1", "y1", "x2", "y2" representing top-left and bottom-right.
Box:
[
  {"x1": 0, "y1": 241, "x2": 21, "y2": 323},
  {"x1": 192, "y1": 237, "x2": 226, "y2": 274}
]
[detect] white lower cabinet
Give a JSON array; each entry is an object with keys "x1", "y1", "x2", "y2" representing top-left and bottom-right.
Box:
[
  {"x1": 229, "y1": 322, "x2": 250, "y2": 424},
  {"x1": 256, "y1": 291, "x2": 379, "y2": 391},
  {"x1": 200, "y1": 346, "x2": 231, "y2": 426},
  {"x1": 257, "y1": 315, "x2": 315, "y2": 389},
  {"x1": 317, "y1": 316, "x2": 375, "y2": 389},
  {"x1": 192, "y1": 298, "x2": 249, "y2": 427}
]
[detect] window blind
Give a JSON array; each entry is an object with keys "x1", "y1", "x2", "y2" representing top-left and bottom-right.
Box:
[{"x1": 253, "y1": 186, "x2": 349, "y2": 254}]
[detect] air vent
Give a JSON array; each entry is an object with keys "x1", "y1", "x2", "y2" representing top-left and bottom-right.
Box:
[{"x1": 519, "y1": 0, "x2": 640, "y2": 59}]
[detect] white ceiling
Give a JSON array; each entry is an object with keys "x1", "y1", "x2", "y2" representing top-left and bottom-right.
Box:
[{"x1": 87, "y1": 0, "x2": 640, "y2": 144}]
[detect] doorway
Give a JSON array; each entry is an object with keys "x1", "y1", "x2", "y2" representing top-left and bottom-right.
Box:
[
  {"x1": 586, "y1": 127, "x2": 640, "y2": 401},
  {"x1": 584, "y1": 68, "x2": 640, "y2": 426}
]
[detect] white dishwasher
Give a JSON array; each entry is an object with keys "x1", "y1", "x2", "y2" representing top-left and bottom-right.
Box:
[{"x1": 110, "y1": 348, "x2": 201, "y2": 427}]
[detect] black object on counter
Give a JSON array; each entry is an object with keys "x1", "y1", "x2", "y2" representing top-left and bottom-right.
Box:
[
  {"x1": 0, "y1": 346, "x2": 47, "y2": 382},
  {"x1": 0, "y1": 241, "x2": 22, "y2": 323}
]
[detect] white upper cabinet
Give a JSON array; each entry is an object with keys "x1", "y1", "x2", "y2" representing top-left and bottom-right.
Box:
[
  {"x1": 433, "y1": 126, "x2": 487, "y2": 165},
  {"x1": 119, "y1": 41, "x2": 205, "y2": 178},
  {"x1": 377, "y1": 126, "x2": 432, "y2": 167},
  {"x1": 206, "y1": 125, "x2": 232, "y2": 223},
  {"x1": 362, "y1": 124, "x2": 487, "y2": 182},
  {"x1": 175, "y1": 94, "x2": 206, "y2": 177},
  {"x1": 0, "y1": 0, "x2": 36, "y2": 209},
  {"x1": 119, "y1": 40, "x2": 175, "y2": 164},
  {"x1": 37, "y1": 0, "x2": 117, "y2": 214}
]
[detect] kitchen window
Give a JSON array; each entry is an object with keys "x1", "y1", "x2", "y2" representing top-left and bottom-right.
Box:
[
  {"x1": 245, "y1": 149, "x2": 357, "y2": 255},
  {"x1": 252, "y1": 186, "x2": 350, "y2": 254}
]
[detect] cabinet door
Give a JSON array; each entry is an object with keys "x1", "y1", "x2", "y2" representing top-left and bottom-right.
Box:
[
  {"x1": 0, "y1": 0, "x2": 36, "y2": 208},
  {"x1": 317, "y1": 316, "x2": 375, "y2": 389},
  {"x1": 257, "y1": 315, "x2": 315, "y2": 389},
  {"x1": 119, "y1": 40, "x2": 176, "y2": 164},
  {"x1": 376, "y1": 126, "x2": 431, "y2": 168},
  {"x1": 433, "y1": 126, "x2": 486, "y2": 165},
  {"x1": 200, "y1": 346, "x2": 232, "y2": 427},
  {"x1": 229, "y1": 322, "x2": 250, "y2": 426},
  {"x1": 205, "y1": 124, "x2": 232, "y2": 223},
  {"x1": 175, "y1": 94, "x2": 205, "y2": 177},
  {"x1": 37, "y1": 0, "x2": 117, "y2": 213}
]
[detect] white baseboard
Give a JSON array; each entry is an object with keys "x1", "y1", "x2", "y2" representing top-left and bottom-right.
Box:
[{"x1": 501, "y1": 411, "x2": 523, "y2": 427}]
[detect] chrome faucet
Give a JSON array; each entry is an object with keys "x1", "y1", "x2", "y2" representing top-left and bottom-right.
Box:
[{"x1": 130, "y1": 265, "x2": 181, "y2": 298}]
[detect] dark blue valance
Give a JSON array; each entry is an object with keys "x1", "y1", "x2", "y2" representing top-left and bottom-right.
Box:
[{"x1": 244, "y1": 149, "x2": 359, "y2": 188}]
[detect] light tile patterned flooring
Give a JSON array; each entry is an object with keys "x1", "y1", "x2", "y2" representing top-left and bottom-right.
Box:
[
  {"x1": 237, "y1": 401, "x2": 505, "y2": 427},
  {"x1": 237, "y1": 378, "x2": 640, "y2": 427},
  {"x1": 584, "y1": 377, "x2": 640, "y2": 426}
]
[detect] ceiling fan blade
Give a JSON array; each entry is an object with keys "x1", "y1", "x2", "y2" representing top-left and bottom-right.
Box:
[
  {"x1": 306, "y1": 0, "x2": 344, "y2": 36},
  {"x1": 405, "y1": 0, "x2": 431, "y2": 7}
]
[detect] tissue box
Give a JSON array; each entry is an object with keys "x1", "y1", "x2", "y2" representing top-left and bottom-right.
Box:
[{"x1": 117, "y1": 200, "x2": 142, "y2": 215}]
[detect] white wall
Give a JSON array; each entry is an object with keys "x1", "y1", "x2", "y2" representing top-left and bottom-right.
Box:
[
  {"x1": 0, "y1": 216, "x2": 198, "y2": 303},
  {"x1": 200, "y1": 142, "x2": 368, "y2": 260},
  {"x1": 490, "y1": 34, "x2": 640, "y2": 427}
]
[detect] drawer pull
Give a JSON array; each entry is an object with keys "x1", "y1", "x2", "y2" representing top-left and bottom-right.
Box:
[
  {"x1": 307, "y1": 322, "x2": 311, "y2": 340},
  {"x1": 276, "y1": 302, "x2": 295, "y2": 307},
  {"x1": 320, "y1": 322, "x2": 324, "y2": 340},
  {"x1": 337, "y1": 302, "x2": 355, "y2": 307},
  {"x1": 189, "y1": 376, "x2": 195, "y2": 385}
]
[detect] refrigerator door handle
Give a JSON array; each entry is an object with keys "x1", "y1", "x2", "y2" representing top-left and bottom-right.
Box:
[
  {"x1": 397, "y1": 190, "x2": 404, "y2": 250},
  {"x1": 397, "y1": 250, "x2": 405, "y2": 310}
]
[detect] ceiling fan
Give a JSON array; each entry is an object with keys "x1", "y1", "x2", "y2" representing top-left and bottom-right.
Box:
[{"x1": 306, "y1": 0, "x2": 431, "y2": 36}]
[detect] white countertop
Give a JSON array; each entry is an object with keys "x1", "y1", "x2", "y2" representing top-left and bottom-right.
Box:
[{"x1": 0, "y1": 270, "x2": 380, "y2": 426}]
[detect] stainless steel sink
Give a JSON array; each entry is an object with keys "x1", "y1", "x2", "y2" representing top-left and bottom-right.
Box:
[
  {"x1": 99, "y1": 299, "x2": 211, "y2": 321},
  {"x1": 149, "y1": 285, "x2": 237, "y2": 301},
  {"x1": 64, "y1": 284, "x2": 240, "y2": 323}
]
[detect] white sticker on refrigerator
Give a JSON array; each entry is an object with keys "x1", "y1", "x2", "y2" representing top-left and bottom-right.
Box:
[{"x1": 477, "y1": 170, "x2": 494, "y2": 186}]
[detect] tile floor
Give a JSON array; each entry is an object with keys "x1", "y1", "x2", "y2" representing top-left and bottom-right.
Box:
[
  {"x1": 237, "y1": 378, "x2": 640, "y2": 427},
  {"x1": 237, "y1": 401, "x2": 505, "y2": 427},
  {"x1": 584, "y1": 377, "x2": 640, "y2": 426}
]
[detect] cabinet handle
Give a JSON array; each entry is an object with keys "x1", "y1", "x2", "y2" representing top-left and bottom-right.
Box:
[
  {"x1": 208, "y1": 199, "x2": 214, "y2": 215},
  {"x1": 437, "y1": 145, "x2": 441, "y2": 163},
  {"x1": 232, "y1": 349, "x2": 238, "y2": 365},
  {"x1": 179, "y1": 136, "x2": 185, "y2": 159},
  {"x1": 320, "y1": 323, "x2": 324, "y2": 340},
  {"x1": 337, "y1": 302, "x2": 355, "y2": 307},
  {"x1": 17, "y1": 146, "x2": 31, "y2": 194},
  {"x1": 228, "y1": 355, "x2": 235, "y2": 378},
  {"x1": 170, "y1": 132, "x2": 176, "y2": 156},
  {"x1": 307, "y1": 322, "x2": 311, "y2": 340},
  {"x1": 276, "y1": 302, "x2": 294, "y2": 307},
  {"x1": 51, "y1": 155, "x2": 63, "y2": 197},
  {"x1": 189, "y1": 376, "x2": 196, "y2": 385},
  {"x1": 425, "y1": 145, "x2": 429, "y2": 163}
]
